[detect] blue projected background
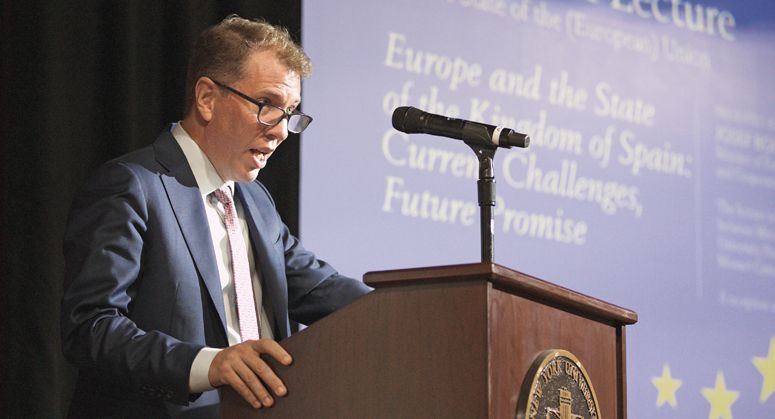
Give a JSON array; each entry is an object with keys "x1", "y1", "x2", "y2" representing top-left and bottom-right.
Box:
[{"x1": 300, "y1": 1, "x2": 775, "y2": 417}]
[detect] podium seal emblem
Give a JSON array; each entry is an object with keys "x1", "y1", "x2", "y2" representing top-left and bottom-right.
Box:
[{"x1": 516, "y1": 350, "x2": 601, "y2": 419}]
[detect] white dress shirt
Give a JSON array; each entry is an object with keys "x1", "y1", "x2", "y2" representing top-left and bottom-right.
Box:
[{"x1": 172, "y1": 123, "x2": 274, "y2": 393}]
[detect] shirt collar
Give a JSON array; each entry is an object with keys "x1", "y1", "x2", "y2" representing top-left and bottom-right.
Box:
[{"x1": 171, "y1": 122, "x2": 233, "y2": 196}]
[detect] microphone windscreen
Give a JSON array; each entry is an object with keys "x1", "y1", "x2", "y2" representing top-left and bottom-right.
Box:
[{"x1": 392, "y1": 106, "x2": 423, "y2": 133}]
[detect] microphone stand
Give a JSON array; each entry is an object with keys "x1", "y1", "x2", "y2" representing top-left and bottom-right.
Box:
[{"x1": 463, "y1": 131, "x2": 498, "y2": 264}]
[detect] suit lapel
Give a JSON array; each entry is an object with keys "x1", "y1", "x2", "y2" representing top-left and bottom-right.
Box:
[
  {"x1": 235, "y1": 183, "x2": 290, "y2": 340},
  {"x1": 154, "y1": 128, "x2": 228, "y2": 340}
]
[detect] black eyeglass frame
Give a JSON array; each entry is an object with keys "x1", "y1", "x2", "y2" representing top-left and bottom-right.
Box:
[{"x1": 211, "y1": 79, "x2": 313, "y2": 134}]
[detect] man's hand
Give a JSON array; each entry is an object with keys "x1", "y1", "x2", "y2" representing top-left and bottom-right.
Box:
[{"x1": 208, "y1": 339, "x2": 292, "y2": 408}]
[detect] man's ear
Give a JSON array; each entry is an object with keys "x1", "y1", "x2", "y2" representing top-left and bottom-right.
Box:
[{"x1": 194, "y1": 77, "x2": 217, "y2": 122}]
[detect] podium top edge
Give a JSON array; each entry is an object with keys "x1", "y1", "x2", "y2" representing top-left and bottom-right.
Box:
[{"x1": 363, "y1": 262, "x2": 638, "y2": 326}]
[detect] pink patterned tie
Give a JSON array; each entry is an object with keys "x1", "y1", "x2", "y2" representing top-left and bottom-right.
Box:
[{"x1": 213, "y1": 186, "x2": 260, "y2": 341}]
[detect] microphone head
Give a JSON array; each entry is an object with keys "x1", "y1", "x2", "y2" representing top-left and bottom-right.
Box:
[
  {"x1": 392, "y1": 106, "x2": 424, "y2": 134},
  {"x1": 506, "y1": 131, "x2": 530, "y2": 148}
]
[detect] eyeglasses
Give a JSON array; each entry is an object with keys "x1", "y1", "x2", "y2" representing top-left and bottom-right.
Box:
[{"x1": 211, "y1": 79, "x2": 313, "y2": 134}]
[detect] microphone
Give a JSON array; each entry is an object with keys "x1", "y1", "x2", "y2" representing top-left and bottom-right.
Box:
[{"x1": 392, "y1": 106, "x2": 530, "y2": 149}]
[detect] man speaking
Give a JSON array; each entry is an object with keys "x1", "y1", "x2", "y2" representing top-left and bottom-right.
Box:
[{"x1": 61, "y1": 15, "x2": 370, "y2": 418}]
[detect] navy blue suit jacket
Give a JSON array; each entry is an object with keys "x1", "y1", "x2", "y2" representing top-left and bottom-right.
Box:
[{"x1": 61, "y1": 126, "x2": 370, "y2": 418}]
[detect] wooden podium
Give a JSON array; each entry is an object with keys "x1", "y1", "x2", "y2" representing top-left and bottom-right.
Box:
[{"x1": 221, "y1": 263, "x2": 637, "y2": 418}]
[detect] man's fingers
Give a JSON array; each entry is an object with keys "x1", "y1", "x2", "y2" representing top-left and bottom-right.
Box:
[
  {"x1": 250, "y1": 339, "x2": 293, "y2": 366},
  {"x1": 243, "y1": 346, "x2": 287, "y2": 397},
  {"x1": 232, "y1": 360, "x2": 275, "y2": 407},
  {"x1": 208, "y1": 340, "x2": 292, "y2": 408},
  {"x1": 213, "y1": 360, "x2": 264, "y2": 408},
  {"x1": 247, "y1": 340, "x2": 291, "y2": 396}
]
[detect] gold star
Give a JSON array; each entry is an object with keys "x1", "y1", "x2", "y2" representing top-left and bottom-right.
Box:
[
  {"x1": 752, "y1": 336, "x2": 775, "y2": 403},
  {"x1": 701, "y1": 371, "x2": 740, "y2": 419},
  {"x1": 651, "y1": 364, "x2": 682, "y2": 408}
]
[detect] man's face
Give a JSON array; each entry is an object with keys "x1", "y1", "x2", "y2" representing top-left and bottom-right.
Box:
[{"x1": 202, "y1": 49, "x2": 301, "y2": 183}]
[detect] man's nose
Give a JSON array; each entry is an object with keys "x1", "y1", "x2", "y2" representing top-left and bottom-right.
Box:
[{"x1": 265, "y1": 118, "x2": 289, "y2": 144}]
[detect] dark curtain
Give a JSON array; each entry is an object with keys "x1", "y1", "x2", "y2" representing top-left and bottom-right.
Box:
[{"x1": 0, "y1": 1, "x2": 303, "y2": 417}]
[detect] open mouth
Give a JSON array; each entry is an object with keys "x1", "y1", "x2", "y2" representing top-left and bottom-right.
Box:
[
  {"x1": 251, "y1": 149, "x2": 269, "y2": 170},
  {"x1": 252, "y1": 149, "x2": 267, "y2": 161}
]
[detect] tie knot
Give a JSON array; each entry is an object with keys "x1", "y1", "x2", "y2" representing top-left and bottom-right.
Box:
[{"x1": 213, "y1": 185, "x2": 233, "y2": 206}]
